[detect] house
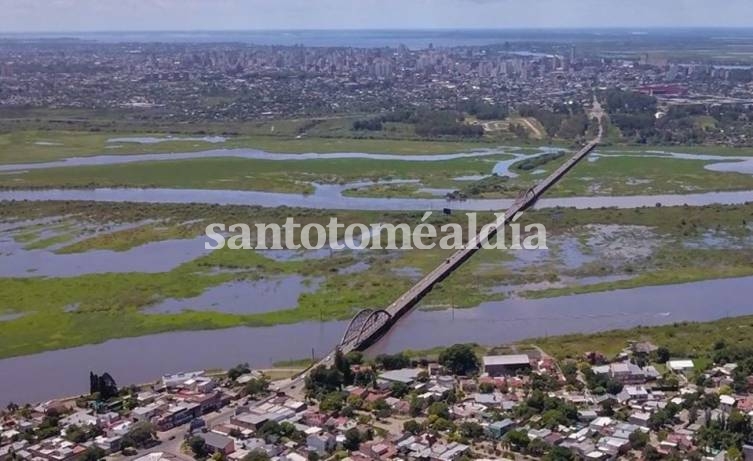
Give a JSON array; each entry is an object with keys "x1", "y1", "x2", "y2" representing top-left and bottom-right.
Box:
[
  {"x1": 720, "y1": 395, "x2": 737, "y2": 413},
  {"x1": 378, "y1": 368, "x2": 422, "y2": 385},
  {"x1": 667, "y1": 360, "x2": 695, "y2": 374},
  {"x1": 592, "y1": 362, "x2": 658, "y2": 384},
  {"x1": 629, "y1": 411, "x2": 652, "y2": 427},
  {"x1": 597, "y1": 436, "x2": 630, "y2": 457},
  {"x1": 618, "y1": 385, "x2": 649, "y2": 403},
  {"x1": 0, "y1": 441, "x2": 28, "y2": 461},
  {"x1": 231, "y1": 413, "x2": 269, "y2": 431},
  {"x1": 306, "y1": 432, "x2": 335, "y2": 455},
  {"x1": 482, "y1": 355, "x2": 531, "y2": 377},
  {"x1": 92, "y1": 435, "x2": 122, "y2": 454},
  {"x1": 198, "y1": 432, "x2": 235, "y2": 456},
  {"x1": 742, "y1": 444, "x2": 753, "y2": 461},
  {"x1": 161, "y1": 371, "x2": 204, "y2": 389},
  {"x1": 486, "y1": 419, "x2": 515, "y2": 439},
  {"x1": 26, "y1": 437, "x2": 87, "y2": 461},
  {"x1": 61, "y1": 411, "x2": 99, "y2": 428}
]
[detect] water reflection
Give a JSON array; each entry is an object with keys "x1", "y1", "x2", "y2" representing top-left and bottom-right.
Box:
[
  {"x1": 0, "y1": 233, "x2": 212, "y2": 277},
  {"x1": 145, "y1": 276, "x2": 322, "y2": 315}
]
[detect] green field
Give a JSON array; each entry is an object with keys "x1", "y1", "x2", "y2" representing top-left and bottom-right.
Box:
[
  {"x1": 0, "y1": 129, "x2": 517, "y2": 164},
  {"x1": 530, "y1": 314, "x2": 753, "y2": 362},
  {"x1": 0, "y1": 154, "x2": 513, "y2": 193},
  {"x1": 1, "y1": 201, "x2": 753, "y2": 359},
  {"x1": 3, "y1": 130, "x2": 753, "y2": 198}
]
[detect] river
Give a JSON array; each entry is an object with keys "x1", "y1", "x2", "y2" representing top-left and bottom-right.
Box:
[
  {"x1": 1, "y1": 275, "x2": 752, "y2": 406},
  {"x1": 2, "y1": 187, "x2": 753, "y2": 211}
]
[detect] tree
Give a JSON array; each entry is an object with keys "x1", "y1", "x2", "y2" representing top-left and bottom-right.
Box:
[
  {"x1": 65, "y1": 424, "x2": 88, "y2": 443},
  {"x1": 543, "y1": 446, "x2": 575, "y2": 461},
  {"x1": 370, "y1": 398, "x2": 392, "y2": 418},
  {"x1": 89, "y1": 372, "x2": 118, "y2": 400},
  {"x1": 478, "y1": 382, "x2": 495, "y2": 394},
  {"x1": 188, "y1": 436, "x2": 207, "y2": 458},
  {"x1": 656, "y1": 347, "x2": 671, "y2": 364},
  {"x1": 227, "y1": 363, "x2": 251, "y2": 381},
  {"x1": 374, "y1": 353, "x2": 410, "y2": 370},
  {"x1": 505, "y1": 429, "x2": 530, "y2": 451},
  {"x1": 320, "y1": 392, "x2": 346, "y2": 413},
  {"x1": 242, "y1": 450, "x2": 271, "y2": 461},
  {"x1": 305, "y1": 365, "x2": 343, "y2": 397},
  {"x1": 390, "y1": 382, "x2": 409, "y2": 398},
  {"x1": 258, "y1": 420, "x2": 281, "y2": 439},
  {"x1": 122, "y1": 422, "x2": 156, "y2": 448},
  {"x1": 438, "y1": 344, "x2": 480, "y2": 376},
  {"x1": 346, "y1": 351, "x2": 363, "y2": 365},
  {"x1": 403, "y1": 420, "x2": 421, "y2": 435},
  {"x1": 541, "y1": 409, "x2": 569, "y2": 429},
  {"x1": 527, "y1": 438, "x2": 548, "y2": 457},
  {"x1": 458, "y1": 421, "x2": 484, "y2": 440},
  {"x1": 629, "y1": 430, "x2": 649, "y2": 449},
  {"x1": 343, "y1": 428, "x2": 362, "y2": 451},
  {"x1": 428, "y1": 402, "x2": 450, "y2": 420},
  {"x1": 82, "y1": 446, "x2": 106, "y2": 461},
  {"x1": 727, "y1": 446, "x2": 743, "y2": 461},
  {"x1": 334, "y1": 349, "x2": 354, "y2": 386},
  {"x1": 643, "y1": 445, "x2": 663, "y2": 461},
  {"x1": 244, "y1": 377, "x2": 270, "y2": 397}
]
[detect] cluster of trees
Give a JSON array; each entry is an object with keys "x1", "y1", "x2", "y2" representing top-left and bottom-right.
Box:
[
  {"x1": 449, "y1": 174, "x2": 511, "y2": 200},
  {"x1": 504, "y1": 429, "x2": 575, "y2": 460},
  {"x1": 582, "y1": 365, "x2": 624, "y2": 395},
  {"x1": 514, "y1": 152, "x2": 565, "y2": 172},
  {"x1": 514, "y1": 390, "x2": 579, "y2": 430},
  {"x1": 352, "y1": 109, "x2": 484, "y2": 138},
  {"x1": 460, "y1": 100, "x2": 509, "y2": 120},
  {"x1": 89, "y1": 372, "x2": 118, "y2": 401},
  {"x1": 605, "y1": 88, "x2": 657, "y2": 114},
  {"x1": 225, "y1": 363, "x2": 270, "y2": 397},
  {"x1": 374, "y1": 352, "x2": 411, "y2": 370},
  {"x1": 518, "y1": 103, "x2": 588, "y2": 139},
  {"x1": 603, "y1": 88, "x2": 659, "y2": 141},
  {"x1": 121, "y1": 422, "x2": 157, "y2": 449},
  {"x1": 343, "y1": 426, "x2": 373, "y2": 451},
  {"x1": 414, "y1": 111, "x2": 484, "y2": 138},
  {"x1": 438, "y1": 344, "x2": 481, "y2": 376},
  {"x1": 305, "y1": 350, "x2": 375, "y2": 398},
  {"x1": 64, "y1": 423, "x2": 103, "y2": 444},
  {"x1": 696, "y1": 409, "x2": 753, "y2": 457},
  {"x1": 602, "y1": 87, "x2": 753, "y2": 145},
  {"x1": 227, "y1": 363, "x2": 251, "y2": 381}
]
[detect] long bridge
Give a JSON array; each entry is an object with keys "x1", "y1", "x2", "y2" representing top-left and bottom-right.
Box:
[
  {"x1": 278, "y1": 104, "x2": 603, "y2": 390},
  {"x1": 339, "y1": 138, "x2": 601, "y2": 354}
]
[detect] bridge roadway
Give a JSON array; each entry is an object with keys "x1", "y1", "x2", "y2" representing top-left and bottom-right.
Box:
[
  {"x1": 343, "y1": 138, "x2": 601, "y2": 353},
  {"x1": 276, "y1": 121, "x2": 603, "y2": 392}
]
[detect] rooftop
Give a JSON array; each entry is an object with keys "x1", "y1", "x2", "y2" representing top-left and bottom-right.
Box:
[{"x1": 482, "y1": 354, "x2": 530, "y2": 366}]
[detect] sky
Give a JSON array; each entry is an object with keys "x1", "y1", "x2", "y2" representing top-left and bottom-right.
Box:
[{"x1": 2, "y1": 0, "x2": 753, "y2": 32}]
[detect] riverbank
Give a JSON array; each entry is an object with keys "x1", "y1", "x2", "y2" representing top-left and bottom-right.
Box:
[{"x1": 4, "y1": 306, "x2": 753, "y2": 407}]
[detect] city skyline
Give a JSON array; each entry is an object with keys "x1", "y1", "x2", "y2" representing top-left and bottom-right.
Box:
[{"x1": 3, "y1": 0, "x2": 753, "y2": 33}]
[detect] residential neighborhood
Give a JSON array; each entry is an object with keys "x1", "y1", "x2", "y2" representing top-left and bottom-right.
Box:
[{"x1": 4, "y1": 338, "x2": 753, "y2": 461}]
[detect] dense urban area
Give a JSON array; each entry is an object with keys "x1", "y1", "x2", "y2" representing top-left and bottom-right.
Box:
[{"x1": 2, "y1": 38, "x2": 753, "y2": 145}]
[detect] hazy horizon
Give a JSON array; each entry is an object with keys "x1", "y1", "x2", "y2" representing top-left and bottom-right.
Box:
[{"x1": 2, "y1": 0, "x2": 753, "y2": 33}]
